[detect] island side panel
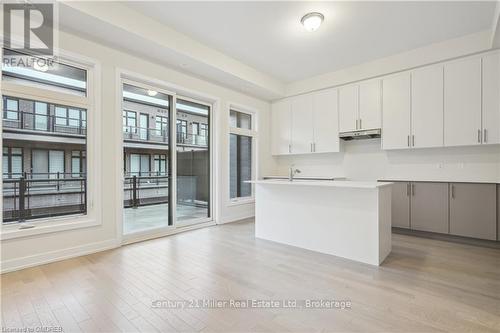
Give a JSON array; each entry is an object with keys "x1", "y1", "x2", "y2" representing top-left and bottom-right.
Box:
[
  {"x1": 377, "y1": 186, "x2": 392, "y2": 264},
  {"x1": 255, "y1": 184, "x2": 383, "y2": 265}
]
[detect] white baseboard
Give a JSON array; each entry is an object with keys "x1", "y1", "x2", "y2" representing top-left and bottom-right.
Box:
[
  {"x1": 219, "y1": 213, "x2": 255, "y2": 224},
  {"x1": 1, "y1": 238, "x2": 120, "y2": 274}
]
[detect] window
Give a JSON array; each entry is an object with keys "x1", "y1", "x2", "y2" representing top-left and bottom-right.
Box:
[
  {"x1": 71, "y1": 151, "x2": 86, "y2": 177},
  {"x1": 123, "y1": 110, "x2": 137, "y2": 133},
  {"x1": 229, "y1": 109, "x2": 255, "y2": 200},
  {"x1": 34, "y1": 102, "x2": 48, "y2": 131},
  {"x1": 3, "y1": 147, "x2": 23, "y2": 179},
  {"x1": 4, "y1": 97, "x2": 19, "y2": 120},
  {"x1": 176, "y1": 119, "x2": 187, "y2": 138},
  {"x1": 200, "y1": 123, "x2": 208, "y2": 138},
  {"x1": 2, "y1": 50, "x2": 89, "y2": 223},
  {"x1": 2, "y1": 49, "x2": 87, "y2": 96},
  {"x1": 130, "y1": 154, "x2": 150, "y2": 177},
  {"x1": 155, "y1": 115, "x2": 168, "y2": 135},
  {"x1": 192, "y1": 122, "x2": 199, "y2": 135},
  {"x1": 230, "y1": 110, "x2": 252, "y2": 130},
  {"x1": 154, "y1": 154, "x2": 167, "y2": 175},
  {"x1": 55, "y1": 106, "x2": 68, "y2": 125}
]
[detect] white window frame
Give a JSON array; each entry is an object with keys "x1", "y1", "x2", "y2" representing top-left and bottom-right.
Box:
[
  {"x1": 0, "y1": 49, "x2": 102, "y2": 240},
  {"x1": 228, "y1": 104, "x2": 258, "y2": 205}
]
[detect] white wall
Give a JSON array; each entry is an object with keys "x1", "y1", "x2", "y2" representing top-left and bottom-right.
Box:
[
  {"x1": 0, "y1": 29, "x2": 276, "y2": 271},
  {"x1": 274, "y1": 140, "x2": 500, "y2": 183}
]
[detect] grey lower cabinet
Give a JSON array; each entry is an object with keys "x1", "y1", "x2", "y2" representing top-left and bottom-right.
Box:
[
  {"x1": 449, "y1": 183, "x2": 497, "y2": 240},
  {"x1": 391, "y1": 182, "x2": 410, "y2": 228},
  {"x1": 410, "y1": 182, "x2": 449, "y2": 234}
]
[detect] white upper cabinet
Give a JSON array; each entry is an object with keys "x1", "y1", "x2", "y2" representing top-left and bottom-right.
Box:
[
  {"x1": 444, "y1": 56, "x2": 482, "y2": 147},
  {"x1": 290, "y1": 94, "x2": 314, "y2": 154},
  {"x1": 482, "y1": 52, "x2": 500, "y2": 145},
  {"x1": 312, "y1": 88, "x2": 339, "y2": 153},
  {"x1": 411, "y1": 64, "x2": 444, "y2": 148},
  {"x1": 358, "y1": 79, "x2": 381, "y2": 130},
  {"x1": 338, "y1": 84, "x2": 358, "y2": 132},
  {"x1": 271, "y1": 99, "x2": 291, "y2": 155},
  {"x1": 382, "y1": 72, "x2": 411, "y2": 150}
]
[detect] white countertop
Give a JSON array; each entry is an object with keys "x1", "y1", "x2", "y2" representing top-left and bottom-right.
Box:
[
  {"x1": 247, "y1": 179, "x2": 393, "y2": 189},
  {"x1": 379, "y1": 178, "x2": 500, "y2": 184}
]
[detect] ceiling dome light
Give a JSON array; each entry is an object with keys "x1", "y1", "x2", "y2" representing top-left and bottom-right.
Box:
[
  {"x1": 301, "y1": 12, "x2": 324, "y2": 32},
  {"x1": 147, "y1": 90, "x2": 158, "y2": 97}
]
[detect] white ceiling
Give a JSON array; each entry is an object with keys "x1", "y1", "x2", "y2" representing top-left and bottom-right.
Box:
[{"x1": 125, "y1": 1, "x2": 496, "y2": 83}]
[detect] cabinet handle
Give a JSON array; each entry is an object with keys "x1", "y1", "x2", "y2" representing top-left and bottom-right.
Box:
[
  {"x1": 359, "y1": 118, "x2": 362, "y2": 129},
  {"x1": 288, "y1": 144, "x2": 291, "y2": 153},
  {"x1": 411, "y1": 183, "x2": 415, "y2": 196},
  {"x1": 477, "y1": 129, "x2": 481, "y2": 143},
  {"x1": 406, "y1": 183, "x2": 410, "y2": 196},
  {"x1": 451, "y1": 184, "x2": 455, "y2": 199},
  {"x1": 407, "y1": 135, "x2": 410, "y2": 147},
  {"x1": 483, "y1": 129, "x2": 487, "y2": 143},
  {"x1": 310, "y1": 143, "x2": 313, "y2": 152},
  {"x1": 355, "y1": 119, "x2": 359, "y2": 130},
  {"x1": 313, "y1": 143, "x2": 316, "y2": 152}
]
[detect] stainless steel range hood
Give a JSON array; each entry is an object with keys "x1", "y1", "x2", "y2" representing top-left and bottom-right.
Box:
[{"x1": 339, "y1": 129, "x2": 381, "y2": 141}]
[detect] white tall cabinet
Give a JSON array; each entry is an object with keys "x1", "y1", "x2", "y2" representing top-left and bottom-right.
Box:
[
  {"x1": 381, "y1": 72, "x2": 411, "y2": 150},
  {"x1": 411, "y1": 64, "x2": 444, "y2": 148},
  {"x1": 290, "y1": 95, "x2": 314, "y2": 154},
  {"x1": 271, "y1": 99, "x2": 291, "y2": 155},
  {"x1": 482, "y1": 52, "x2": 500, "y2": 145},
  {"x1": 271, "y1": 89, "x2": 339, "y2": 155},
  {"x1": 338, "y1": 85, "x2": 358, "y2": 133},
  {"x1": 359, "y1": 79, "x2": 382, "y2": 130},
  {"x1": 312, "y1": 89, "x2": 339, "y2": 153},
  {"x1": 338, "y1": 80, "x2": 381, "y2": 132},
  {"x1": 444, "y1": 56, "x2": 482, "y2": 147}
]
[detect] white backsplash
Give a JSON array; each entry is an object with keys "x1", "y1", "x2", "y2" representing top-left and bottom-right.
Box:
[{"x1": 273, "y1": 139, "x2": 500, "y2": 182}]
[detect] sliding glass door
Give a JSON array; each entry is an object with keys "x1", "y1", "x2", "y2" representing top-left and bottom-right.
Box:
[
  {"x1": 121, "y1": 83, "x2": 212, "y2": 237},
  {"x1": 176, "y1": 99, "x2": 211, "y2": 225},
  {"x1": 122, "y1": 83, "x2": 172, "y2": 235}
]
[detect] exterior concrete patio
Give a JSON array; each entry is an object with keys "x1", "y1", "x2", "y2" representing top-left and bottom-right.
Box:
[{"x1": 123, "y1": 203, "x2": 208, "y2": 234}]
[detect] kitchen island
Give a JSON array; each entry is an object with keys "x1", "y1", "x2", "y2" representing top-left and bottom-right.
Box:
[{"x1": 248, "y1": 180, "x2": 393, "y2": 266}]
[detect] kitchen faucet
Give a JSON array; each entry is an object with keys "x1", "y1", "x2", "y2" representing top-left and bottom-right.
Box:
[{"x1": 289, "y1": 165, "x2": 301, "y2": 181}]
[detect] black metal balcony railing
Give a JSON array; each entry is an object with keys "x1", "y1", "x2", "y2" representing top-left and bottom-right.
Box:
[
  {"x1": 177, "y1": 133, "x2": 208, "y2": 146},
  {"x1": 123, "y1": 126, "x2": 169, "y2": 143},
  {"x1": 123, "y1": 172, "x2": 168, "y2": 208},
  {"x1": 122, "y1": 126, "x2": 208, "y2": 147},
  {"x1": 3, "y1": 110, "x2": 86, "y2": 136},
  {"x1": 2, "y1": 172, "x2": 86, "y2": 223}
]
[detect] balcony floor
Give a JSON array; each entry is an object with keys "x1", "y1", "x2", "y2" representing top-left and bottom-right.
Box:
[{"x1": 123, "y1": 203, "x2": 208, "y2": 234}]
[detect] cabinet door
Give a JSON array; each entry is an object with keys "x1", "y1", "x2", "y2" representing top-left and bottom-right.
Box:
[
  {"x1": 449, "y1": 183, "x2": 496, "y2": 240},
  {"x1": 271, "y1": 99, "x2": 291, "y2": 155},
  {"x1": 291, "y1": 94, "x2": 314, "y2": 154},
  {"x1": 411, "y1": 65, "x2": 444, "y2": 148},
  {"x1": 382, "y1": 72, "x2": 411, "y2": 150},
  {"x1": 482, "y1": 52, "x2": 500, "y2": 145},
  {"x1": 312, "y1": 88, "x2": 339, "y2": 153},
  {"x1": 410, "y1": 182, "x2": 448, "y2": 234},
  {"x1": 391, "y1": 182, "x2": 410, "y2": 228},
  {"x1": 359, "y1": 79, "x2": 381, "y2": 130},
  {"x1": 338, "y1": 84, "x2": 358, "y2": 133},
  {"x1": 444, "y1": 57, "x2": 482, "y2": 147}
]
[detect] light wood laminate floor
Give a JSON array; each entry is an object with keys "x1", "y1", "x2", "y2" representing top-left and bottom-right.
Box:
[{"x1": 1, "y1": 220, "x2": 500, "y2": 332}]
